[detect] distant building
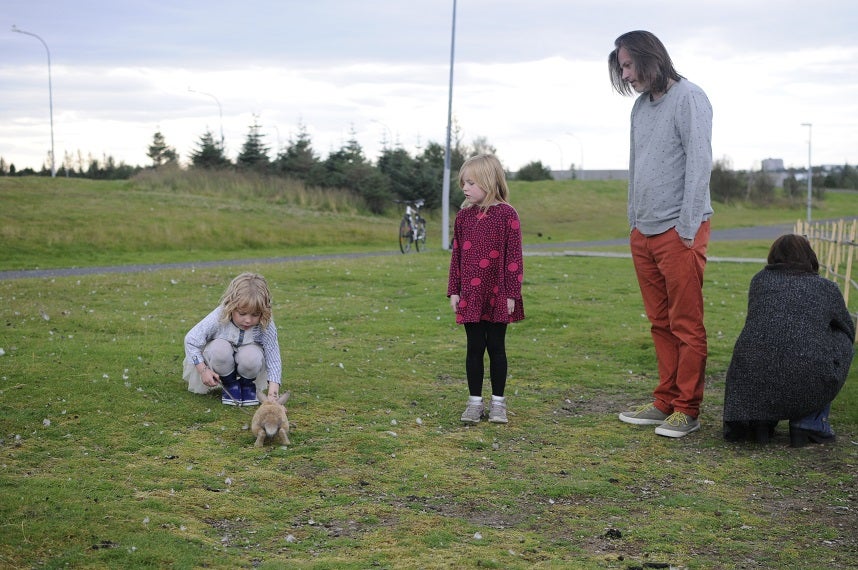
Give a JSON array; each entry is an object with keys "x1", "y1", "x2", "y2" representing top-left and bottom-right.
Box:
[
  {"x1": 761, "y1": 157, "x2": 789, "y2": 187},
  {"x1": 761, "y1": 158, "x2": 785, "y2": 172}
]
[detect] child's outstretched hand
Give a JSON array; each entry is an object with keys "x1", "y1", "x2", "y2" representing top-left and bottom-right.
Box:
[
  {"x1": 507, "y1": 298, "x2": 515, "y2": 315},
  {"x1": 201, "y1": 367, "x2": 220, "y2": 388},
  {"x1": 267, "y1": 383, "x2": 280, "y2": 403}
]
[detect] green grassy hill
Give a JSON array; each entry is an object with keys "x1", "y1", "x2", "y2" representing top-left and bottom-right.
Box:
[{"x1": 3, "y1": 171, "x2": 856, "y2": 271}]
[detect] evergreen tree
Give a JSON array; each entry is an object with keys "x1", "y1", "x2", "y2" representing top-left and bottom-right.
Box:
[
  {"x1": 314, "y1": 133, "x2": 391, "y2": 213},
  {"x1": 377, "y1": 147, "x2": 417, "y2": 200},
  {"x1": 190, "y1": 130, "x2": 230, "y2": 169},
  {"x1": 236, "y1": 118, "x2": 270, "y2": 170},
  {"x1": 86, "y1": 156, "x2": 101, "y2": 178},
  {"x1": 274, "y1": 124, "x2": 317, "y2": 179},
  {"x1": 416, "y1": 140, "x2": 465, "y2": 208},
  {"x1": 377, "y1": 147, "x2": 440, "y2": 209},
  {"x1": 147, "y1": 131, "x2": 178, "y2": 167}
]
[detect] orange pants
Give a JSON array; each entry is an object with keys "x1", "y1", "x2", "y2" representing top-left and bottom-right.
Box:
[{"x1": 630, "y1": 221, "x2": 710, "y2": 418}]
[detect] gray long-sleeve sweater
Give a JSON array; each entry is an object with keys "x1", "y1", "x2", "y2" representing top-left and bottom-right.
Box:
[
  {"x1": 184, "y1": 307, "x2": 282, "y2": 384},
  {"x1": 628, "y1": 78, "x2": 714, "y2": 239}
]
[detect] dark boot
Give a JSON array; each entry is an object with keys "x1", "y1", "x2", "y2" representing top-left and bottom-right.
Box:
[
  {"x1": 750, "y1": 420, "x2": 777, "y2": 444},
  {"x1": 219, "y1": 371, "x2": 242, "y2": 406},
  {"x1": 239, "y1": 376, "x2": 260, "y2": 406},
  {"x1": 723, "y1": 421, "x2": 749, "y2": 442},
  {"x1": 789, "y1": 404, "x2": 836, "y2": 448}
]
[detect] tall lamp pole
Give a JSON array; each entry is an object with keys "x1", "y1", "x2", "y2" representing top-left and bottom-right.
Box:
[
  {"x1": 565, "y1": 132, "x2": 584, "y2": 179},
  {"x1": 12, "y1": 25, "x2": 55, "y2": 177},
  {"x1": 189, "y1": 87, "x2": 224, "y2": 149},
  {"x1": 546, "y1": 139, "x2": 564, "y2": 177},
  {"x1": 801, "y1": 123, "x2": 812, "y2": 222},
  {"x1": 441, "y1": 0, "x2": 457, "y2": 251}
]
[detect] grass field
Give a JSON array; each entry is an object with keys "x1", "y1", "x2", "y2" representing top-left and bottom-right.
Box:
[{"x1": 0, "y1": 173, "x2": 856, "y2": 569}]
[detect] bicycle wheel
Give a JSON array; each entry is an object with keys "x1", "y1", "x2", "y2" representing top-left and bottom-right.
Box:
[
  {"x1": 414, "y1": 220, "x2": 427, "y2": 252},
  {"x1": 399, "y1": 218, "x2": 412, "y2": 253}
]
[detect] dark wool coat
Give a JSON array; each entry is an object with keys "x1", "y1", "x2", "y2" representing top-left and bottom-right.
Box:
[{"x1": 723, "y1": 266, "x2": 855, "y2": 422}]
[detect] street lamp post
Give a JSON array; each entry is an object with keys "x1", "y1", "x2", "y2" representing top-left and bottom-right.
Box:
[
  {"x1": 801, "y1": 123, "x2": 812, "y2": 222},
  {"x1": 442, "y1": 0, "x2": 457, "y2": 251},
  {"x1": 565, "y1": 132, "x2": 584, "y2": 180},
  {"x1": 371, "y1": 119, "x2": 393, "y2": 150},
  {"x1": 12, "y1": 25, "x2": 55, "y2": 177},
  {"x1": 546, "y1": 139, "x2": 564, "y2": 178},
  {"x1": 189, "y1": 87, "x2": 224, "y2": 149}
]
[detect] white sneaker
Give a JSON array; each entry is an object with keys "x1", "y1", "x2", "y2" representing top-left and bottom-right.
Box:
[
  {"x1": 488, "y1": 401, "x2": 508, "y2": 423},
  {"x1": 460, "y1": 402, "x2": 485, "y2": 424}
]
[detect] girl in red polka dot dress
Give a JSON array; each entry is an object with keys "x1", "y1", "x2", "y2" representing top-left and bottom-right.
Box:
[{"x1": 447, "y1": 154, "x2": 525, "y2": 424}]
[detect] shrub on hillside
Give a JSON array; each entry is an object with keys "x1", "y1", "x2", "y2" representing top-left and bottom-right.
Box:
[{"x1": 516, "y1": 161, "x2": 553, "y2": 181}]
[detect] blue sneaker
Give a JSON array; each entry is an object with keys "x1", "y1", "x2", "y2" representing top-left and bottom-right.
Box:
[
  {"x1": 221, "y1": 380, "x2": 242, "y2": 406},
  {"x1": 239, "y1": 377, "x2": 260, "y2": 406}
]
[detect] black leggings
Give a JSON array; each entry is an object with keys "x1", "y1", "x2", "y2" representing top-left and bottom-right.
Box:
[{"x1": 464, "y1": 321, "x2": 508, "y2": 397}]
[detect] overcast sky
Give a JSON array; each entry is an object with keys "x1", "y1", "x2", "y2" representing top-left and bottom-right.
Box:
[{"x1": 3, "y1": 0, "x2": 857, "y2": 174}]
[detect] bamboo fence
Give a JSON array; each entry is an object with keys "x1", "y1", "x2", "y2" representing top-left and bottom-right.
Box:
[{"x1": 794, "y1": 218, "x2": 858, "y2": 323}]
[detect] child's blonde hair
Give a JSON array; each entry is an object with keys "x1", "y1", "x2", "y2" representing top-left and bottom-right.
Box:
[
  {"x1": 458, "y1": 154, "x2": 510, "y2": 210},
  {"x1": 219, "y1": 272, "x2": 273, "y2": 328}
]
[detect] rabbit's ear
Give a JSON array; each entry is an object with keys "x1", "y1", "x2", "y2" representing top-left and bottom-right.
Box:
[{"x1": 278, "y1": 391, "x2": 291, "y2": 405}]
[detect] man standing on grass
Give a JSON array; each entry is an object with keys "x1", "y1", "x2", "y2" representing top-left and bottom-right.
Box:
[{"x1": 608, "y1": 30, "x2": 714, "y2": 438}]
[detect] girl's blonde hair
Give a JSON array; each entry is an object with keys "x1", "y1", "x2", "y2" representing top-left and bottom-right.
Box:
[
  {"x1": 219, "y1": 272, "x2": 273, "y2": 328},
  {"x1": 458, "y1": 154, "x2": 510, "y2": 210}
]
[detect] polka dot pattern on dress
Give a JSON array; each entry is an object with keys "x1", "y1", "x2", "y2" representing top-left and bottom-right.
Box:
[{"x1": 446, "y1": 203, "x2": 525, "y2": 324}]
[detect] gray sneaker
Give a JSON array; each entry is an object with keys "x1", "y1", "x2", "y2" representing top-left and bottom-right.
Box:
[
  {"x1": 488, "y1": 401, "x2": 508, "y2": 424},
  {"x1": 460, "y1": 402, "x2": 485, "y2": 424},
  {"x1": 618, "y1": 403, "x2": 669, "y2": 425},
  {"x1": 655, "y1": 412, "x2": 701, "y2": 438}
]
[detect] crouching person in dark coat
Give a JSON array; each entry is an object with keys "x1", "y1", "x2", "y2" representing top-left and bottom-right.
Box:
[{"x1": 723, "y1": 234, "x2": 855, "y2": 447}]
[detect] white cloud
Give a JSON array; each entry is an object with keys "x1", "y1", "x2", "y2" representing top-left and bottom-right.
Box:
[{"x1": 3, "y1": 0, "x2": 857, "y2": 172}]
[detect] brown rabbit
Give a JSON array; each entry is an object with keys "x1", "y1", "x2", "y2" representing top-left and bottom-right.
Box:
[{"x1": 250, "y1": 391, "x2": 291, "y2": 447}]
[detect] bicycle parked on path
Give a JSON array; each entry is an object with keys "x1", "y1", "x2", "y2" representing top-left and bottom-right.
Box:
[{"x1": 397, "y1": 199, "x2": 427, "y2": 253}]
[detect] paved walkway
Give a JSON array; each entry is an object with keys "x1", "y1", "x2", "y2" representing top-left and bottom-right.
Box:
[
  {"x1": 0, "y1": 223, "x2": 795, "y2": 281},
  {"x1": 526, "y1": 223, "x2": 796, "y2": 264}
]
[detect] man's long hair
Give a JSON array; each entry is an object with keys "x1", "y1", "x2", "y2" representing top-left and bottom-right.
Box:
[{"x1": 608, "y1": 30, "x2": 682, "y2": 96}]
